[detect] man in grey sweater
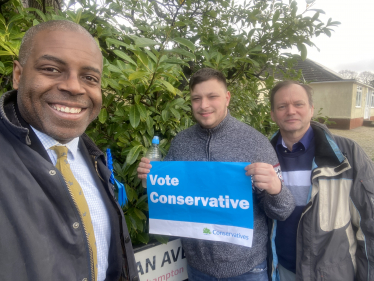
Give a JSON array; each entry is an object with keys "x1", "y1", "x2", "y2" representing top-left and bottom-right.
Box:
[{"x1": 137, "y1": 68, "x2": 294, "y2": 280}]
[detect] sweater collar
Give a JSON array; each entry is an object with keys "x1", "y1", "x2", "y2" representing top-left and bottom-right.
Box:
[{"x1": 195, "y1": 110, "x2": 232, "y2": 138}]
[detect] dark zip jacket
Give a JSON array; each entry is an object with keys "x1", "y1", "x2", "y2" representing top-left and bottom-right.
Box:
[
  {"x1": 269, "y1": 121, "x2": 374, "y2": 281},
  {"x1": 0, "y1": 90, "x2": 139, "y2": 281}
]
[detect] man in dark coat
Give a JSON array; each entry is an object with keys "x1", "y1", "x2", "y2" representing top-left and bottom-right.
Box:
[{"x1": 0, "y1": 20, "x2": 138, "y2": 281}]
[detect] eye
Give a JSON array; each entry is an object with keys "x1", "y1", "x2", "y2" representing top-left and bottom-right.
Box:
[
  {"x1": 84, "y1": 75, "x2": 99, "y2": 83},
  {"x1": 42, "y1": 67, "x2": 59, "y2": 73}
]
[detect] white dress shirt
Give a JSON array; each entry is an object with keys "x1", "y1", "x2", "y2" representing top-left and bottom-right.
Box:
[{"x1": 31, "y1": 127, "x2": 111, "y2": 281}]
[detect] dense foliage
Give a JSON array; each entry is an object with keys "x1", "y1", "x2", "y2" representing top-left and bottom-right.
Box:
[{"x1": 0, "y1": 0, "x2": 338, "y2": 244}]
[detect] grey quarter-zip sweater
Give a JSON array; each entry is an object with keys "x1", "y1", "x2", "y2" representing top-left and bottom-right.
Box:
[{"x1": 164, "y1": 112, "x2": 295, "y2": 278}]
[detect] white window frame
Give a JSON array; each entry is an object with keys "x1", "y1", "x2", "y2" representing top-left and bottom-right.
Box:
[
  {"x1": 356, "y1": 86, "x2": 362, "y2": 107},
  {"x1": 371, "y1": 91, "x2": 374, "y2": 108}
]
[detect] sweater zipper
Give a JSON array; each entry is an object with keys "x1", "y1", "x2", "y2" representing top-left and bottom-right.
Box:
[
  {"x1": 207, "y1": 130, "x2": 212, "y2": 161},
  {"x1": 61, "y1": 174, "x2": 95, "y2": 281}
]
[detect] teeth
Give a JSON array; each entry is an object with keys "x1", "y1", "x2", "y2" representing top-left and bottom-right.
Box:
[{"x1": 52, "y1": 105, "x2": 82, "y2": 114}]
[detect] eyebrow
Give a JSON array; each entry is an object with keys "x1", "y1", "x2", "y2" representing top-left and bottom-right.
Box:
[
  {"x1": 36, "y1": 55, "x2": 102, "y2": 75},
  {"x1": 37, "y1": 54, "x2": 66, "y2": 65}
]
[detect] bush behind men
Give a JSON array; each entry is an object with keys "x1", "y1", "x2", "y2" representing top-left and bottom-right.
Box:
[
  {"x1": 269, "y1": 81, "x2": 374, "y2": 280},
  {"x1": 138, "y1": 68, "x2": 295, "y2": 280},
  {"x1": 0, "y1": 21, "x2": 138, "y2": 281}
]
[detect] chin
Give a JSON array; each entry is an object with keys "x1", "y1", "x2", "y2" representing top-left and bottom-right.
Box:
[{"x1": 48, "y1": 130, "x2": 84, "y2": 143}]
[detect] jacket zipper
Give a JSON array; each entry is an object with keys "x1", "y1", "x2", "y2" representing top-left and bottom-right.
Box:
[
  {"x1": 207, "y1": 130, "x2": 212, "y2": 161},
  {"x1": 61, "y1": 174, "x2": 95, "y2": 281}
]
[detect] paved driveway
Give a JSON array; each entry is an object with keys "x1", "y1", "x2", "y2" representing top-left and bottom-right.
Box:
[{"x1": 329, "y1": 126, "x2": 374, "y2": 160}]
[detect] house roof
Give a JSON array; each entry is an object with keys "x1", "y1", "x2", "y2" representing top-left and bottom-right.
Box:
[{"x1": 293, "y1": 59, "x2": 346, "y2": 82}]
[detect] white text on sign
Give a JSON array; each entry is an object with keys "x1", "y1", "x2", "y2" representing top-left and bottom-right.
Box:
[{"x1": 150, "y1": 192, "x2": 250, "y2": 209}]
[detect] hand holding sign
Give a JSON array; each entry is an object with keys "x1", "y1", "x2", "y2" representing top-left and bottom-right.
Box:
[{"x1": 244, "y1": 163, "x2": 282, "y2": 195}]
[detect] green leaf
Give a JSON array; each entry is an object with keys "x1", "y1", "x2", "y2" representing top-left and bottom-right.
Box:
[
  {"x1": 75, "y1": 8, "x2": 83, "y2": 24},
  {"x1": 136, "y1": 194, "x2": 148, "y2": 207},
  {"x1": 126, "y1": 187, "x2": 138, "y2": 202},
  {"x1": 248, "y1": 45, "x2": 262, "y2": 52},
  {"x1": 34, "y1": 9, "x2": 47, "y2": 22},
  {"x1": 138, "y1": 51, "x2": 149, "y2": 66},
  {"x1": 158, "y1": 79, "x2": 176, "y2": 95},
  {"x1": 146, "y1": 116, "x2": 154, "y2": 131},
  {"x1": 134, "y1": 37, "x2": 159, "y2": 47},
  {"x1": 129, "y1": 71, "x2": 149, "y2": 81},
  {"x1": 113, "y1": 50, "x2": 137, "y2": 66},
  {"x1": 144, "y1": 49, "x2": 158, "y2": 63},
  {"x1": 170, "y1": 98, "x2": 185, "y2": 107},
  {"x1": 129, "y1": 105, "x2": 140, "y2": 128},
  {"x1": 324, "y1": 28, "x2": 331, "y2": 37},
  {"x1": 162, "y1": 58, "x2": 190, "y2": 67},
  {"x1": 161, "y1": 109, "x2": 170, "y2": 121},
  {"x1": 298, "y1": 43, "x2": 307, "y2": 61},
  {"x1": 106, "y1": 38, "x2": 131, "y2": 49},
  {"x1": 8, "y1": 14, "x2": 24, "y2": 25},
  {"x1": 172, "y1": 37, "x2": 196, "y2": 52},
  {"x1": 133, "y1": 208, "x2": 147, "y2": 220},
  {"x1": 126, "y1": 144, "x2": 142, "y2": 164},
  {"x1": 136, "y1": 232, "x2": 149, "y2": 244},
  {"x1": 0, "y1": 51, "x2": 14, "y2": 56},
  {"x1": 136, "y1": 104, "x2": 147, "y2": 119},
  {"x1": 168, "y1": 48, "x2": 196, "y2": 60},
  {"x1": 107, "y1": 64, "x2": 122, "y2": 73},
  {"x1": 170, "y1": 108, "x2": 181, "y2": 120},
  {"x1": 153, "y1": 234, "x2": 169, "y2": 244},
  {"x1": 272, "y1": 10, "x2": 280, "y2": 24},
  {"x1": 98, "y1": 108, "x2": 107, "y2": 124}
]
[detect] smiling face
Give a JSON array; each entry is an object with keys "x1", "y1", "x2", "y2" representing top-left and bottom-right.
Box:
[
  {"x1": 271, "y1": 84, "x2": 314, "y2": 141},
  {"x1": 190, "y1": 79, "x2": 231, "y2": 129},
  {"x1": 13, "y1": 29, "x2": 103, "y2": 144}
]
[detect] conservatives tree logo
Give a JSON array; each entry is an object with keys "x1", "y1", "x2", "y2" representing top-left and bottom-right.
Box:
[{"x1": 203, "y1": 228, "x2": 211, "y2": 235}]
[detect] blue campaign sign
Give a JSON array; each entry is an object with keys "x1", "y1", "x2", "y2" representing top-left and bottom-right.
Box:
[{"x1": 147, "y1": 161, "x2": 254, "y2": 247}]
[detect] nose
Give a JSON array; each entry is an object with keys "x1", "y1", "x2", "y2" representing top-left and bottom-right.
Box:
[
  {"x1": 286, "y1": 105, "x2": 296, "y2": 115},
  {"x1": 57, "y1": 72, "x2": 85, "y2": 95},
  {"x1": 200, "y1": 97, "x2": 209, "y2": 109}
]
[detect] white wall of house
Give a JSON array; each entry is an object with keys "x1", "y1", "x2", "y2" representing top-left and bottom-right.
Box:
[{"x1": 310, "y1": 82, "x2": 353, "y2": 119}]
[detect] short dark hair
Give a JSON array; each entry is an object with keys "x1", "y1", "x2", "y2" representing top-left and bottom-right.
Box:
[
  {"x1": 270, "y1": 80, "x2": 313, "y2": 110},
  {"x1": 19, "y1": 20, "x2": 98, "y2": 66},
  {"x1": 189, "y1": 68, "x2": 227, "y2": 92}
]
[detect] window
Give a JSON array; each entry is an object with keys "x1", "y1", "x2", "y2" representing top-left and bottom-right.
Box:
[
  {"x1": 371, "y1": 91, "x2": 374, "y2": 108},
  {"x1": 356, "y1": 86, "x2": 362, "y2": 107}
]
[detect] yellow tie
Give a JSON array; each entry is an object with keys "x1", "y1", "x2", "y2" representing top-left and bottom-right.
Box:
[{"x1": 51, "y1": 145, "x2": 97, "y2": 281}]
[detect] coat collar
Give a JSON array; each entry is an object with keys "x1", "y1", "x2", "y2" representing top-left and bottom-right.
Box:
[{"x1": 271, "y1": 121, "x2": 343, "y2": 167}]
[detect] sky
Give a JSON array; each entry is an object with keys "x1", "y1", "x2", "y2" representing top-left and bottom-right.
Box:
[{"x1": 293, "y1": 0, "x2": 374, "y2": 73}]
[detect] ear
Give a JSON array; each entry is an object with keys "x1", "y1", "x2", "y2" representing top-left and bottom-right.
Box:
[
  {"x1": 270, "y1": 110, "x2": 275, "y2": 122},
  {"x1": 226, "y1": 91, "x2": 231, "y2": 106},
  {"x1": 13, "y1": 61, "x2": 23, "y2": 90},
  {"x1": 310, "y1": 105, "x2": 314, "y2": 116}
]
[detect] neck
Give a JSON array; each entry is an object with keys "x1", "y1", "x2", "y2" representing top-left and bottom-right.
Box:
[{"x1": 280, "y1": 127, "x2": 309, "y2": 151}]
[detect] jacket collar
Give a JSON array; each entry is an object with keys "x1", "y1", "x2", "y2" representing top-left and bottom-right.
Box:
[
  {"x1": 195, "y1": 110, "x2": 233, "y2": 139},
  {"x1": 271, "y1": 121, "x2": 343, "y2": 167},
  {"x1": 0, "y1": 90, "x2": 105, "y2": 161}
]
